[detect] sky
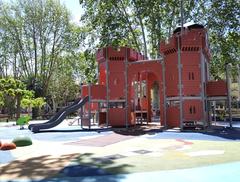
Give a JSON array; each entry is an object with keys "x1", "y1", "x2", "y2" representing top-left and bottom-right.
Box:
[
  {"x1": 3, "y1": 0, "x2": 83, "y2": 24},
  {"x1": 60, "y1": 0, "x2": 83, "y2": 24}
]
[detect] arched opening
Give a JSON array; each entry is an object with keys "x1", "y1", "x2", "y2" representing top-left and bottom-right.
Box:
[
  {"x1": 151, "y1": 80, "x2": 160, "y2": 123},
  {"x1": 128, "y1": 71, "x2": 162, "y2": 126},
  {"x1": 129, "y1": 71, "x2": 148, "y2": 125}
]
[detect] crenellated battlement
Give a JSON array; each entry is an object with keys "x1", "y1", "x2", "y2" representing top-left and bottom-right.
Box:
[
  {"x1": 96, "y1": 47, "x2": 146, "y2": 63},
  {"x1": 160, "y1": 24, "x2": 211, "y2": 60}
]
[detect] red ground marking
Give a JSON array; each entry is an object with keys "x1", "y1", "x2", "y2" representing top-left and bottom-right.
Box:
[
  {"x1": 64, "y1": 133, "x2": 135, "y2": 147},
  {"x1": 176, "y1": 138, "x2": 193, "y2": 145}
]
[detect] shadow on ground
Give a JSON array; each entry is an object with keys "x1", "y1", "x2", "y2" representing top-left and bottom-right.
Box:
[
  {"x1": 35, "y1": 124, "x2": 162, "y2": 137},
  {"x1": 35, "y1": 128, "x2": 112, "y2": 133},
  {"x1": 1, "y1": 153, "x2": 132, "y2": 182},
  {"x1": 113, "y1": 125, "x2": 163, "y2": 136},
  {"x1": 123, "y1": 125, "x2": 240, "y2": 141},
  {"x1": 40, "y1": 153, "x2": 132, "y2": 182},
  {"x1": 0, "y1": 153, "x2": 79, "y2": 181},
  {"x1": 201, "y1": 126, "x2": 240, "y2": 140}
]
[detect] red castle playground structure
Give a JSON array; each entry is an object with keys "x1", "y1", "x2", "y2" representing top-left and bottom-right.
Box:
[
  {"x1": 80, "y1": 23, "x2": 228, "y2": 130},
  {"x1": 29, "y1": 23, "x2": 229, "y2": 133}
]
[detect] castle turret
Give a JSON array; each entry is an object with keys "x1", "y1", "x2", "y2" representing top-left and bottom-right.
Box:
[{"x1": 160, "y1": 23, "x2": 211, "y2": 128}]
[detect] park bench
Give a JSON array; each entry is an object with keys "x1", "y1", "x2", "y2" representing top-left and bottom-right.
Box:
[{"x1": 0, "y1": 114, "x2": 10, "y2": 122}]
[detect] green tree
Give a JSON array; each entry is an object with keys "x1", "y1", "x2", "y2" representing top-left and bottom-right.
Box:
[
  {"x1": 21, "y1": 97, "x2": 45, "y2": 115},
  {"x1": 79, "y1": 0, "x2": 203, "y2": 58},
  {"x1": 0, "y1": 0, "x2": 93, "y2": 118},
  {"x1": 79, "y1": 0, "x2": 239, "y2": 78},
  {"x1": 0, "y1": 0, "x2": 72, "y2": 96},
  {"x1": 206, "y1": 0, "x2": 240, "y2": 79},
  {"x1": 79, "y1": 0, "x2": 142, "y2": 51},
  {"x1": 48, "y1": 56, "x2": 79, "y2": 112},
  {"x1": 0, "y1": 77, "x2": 45, "y2": 119}
]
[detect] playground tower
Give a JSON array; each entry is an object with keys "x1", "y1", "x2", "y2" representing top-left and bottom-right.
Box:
[
  {"x1": 80, "y1": 23, "x2": 227, "y2": 130},
  {"x1": 160, "y1": 23, "x2": 211, "y2": 128}
]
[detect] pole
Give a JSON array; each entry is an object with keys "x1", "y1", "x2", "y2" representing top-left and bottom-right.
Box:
[
  {"x1": 178, "y1": 0, "x2": 184, "y2": 130},
  {"x1": 226, "y1": 63, "x2": 232, "y2": 128},
  {"x1": 237, "y1": 64, "x2": 240, "y2": 109},
  {"x1": 106, "y1": 48, "x2": 109, "y2": 127},
  {"x1": 97, "y1": 102, "x2": 100, "y2": 126},
  {"x1": 80, "y1": 83, "x2": 83, "y2": 126},
  {"x1": 140, "y1": 73, "x2": 143, "y2": 124},
  {"x1": 125, "y1": 47, "x2": 128, "y2": 128},
  {"x1": 146, "y1": 73, "x2": 149, "y2": 125},
  {"x1": 88, "y1": 83, "x2": 91, "y2": 129},
  {"x1": 213, "y1": 101, "x2": 216, "y2": 125},
  {"x1": 177, "y1": 35, "x2": 183, "y2": 130},
  {"x1": 162, "y1": 60, "x2": 167, "y2": 128},
  {"x1": 134, "y1": 74, "x2": 138, "y2": 124},
  {"x1": 200, "y1": 52, "x2": 207, "y2": 128}
]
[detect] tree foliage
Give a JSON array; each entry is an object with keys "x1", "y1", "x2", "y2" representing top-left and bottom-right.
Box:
[
  {"x1": 0, "y1": 0, "x2": 96, "y2": 114},
  {"x1": 205, "y1": 0, "x2": 240, "y2": 79},
  {"x1": 0, "y1": 77, "x2": 45, "y2": 119},
  {"x1": 0, "y1": 0, "x2": 74, "y2": 96},
  {"x1": 79, "y1": 0, "x2": 240, "y2": 76}
]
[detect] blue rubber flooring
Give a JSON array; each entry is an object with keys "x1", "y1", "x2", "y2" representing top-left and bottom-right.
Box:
[
  {"x1": 0, "y1": 123, "x2": 112, "y2": 165},
  {"x1": 0, "y1": 151, "x2": 16, "y2": 164},
  {"x1": 0, "y1": 124, "x2": 111, "y2": 142},
  {"x1": 147, "y1": 128, "x2": 240, "y2": 141}
]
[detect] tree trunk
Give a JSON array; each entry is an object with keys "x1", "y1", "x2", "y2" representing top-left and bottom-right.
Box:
[
  {"x1": 52, "y1": 97, "x2": 57, "y2": 113},
  {"x1": 16, "y1": 96, "x2": 21, "y2": 120},
  {"x1": 168, "y1": 7, "x2": 176, "y2": 39},
  {"x1": 132, "y1": 0, "x2": 147, "y2": 57},
  {"x1": 33, "y1": 24, "x2": 38, "y2": 83},
  {"x1": 138, "y1": 16, "x2": 147, "y2": 57},
  {"x1": 115, "y1": 0, "x2": 141, "y2": 52},
  {"x1": 32, "y1": 107, "x2": 39, "y2": 119}
]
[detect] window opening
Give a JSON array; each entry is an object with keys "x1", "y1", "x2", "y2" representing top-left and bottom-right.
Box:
[{"x1": 189, "y1": 106, "x2": 192, "y2": 114}]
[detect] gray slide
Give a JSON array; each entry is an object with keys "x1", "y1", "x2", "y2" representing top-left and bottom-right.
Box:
[{"x1": 28, "y1": 96, "x2": 89, "y2": 133}]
